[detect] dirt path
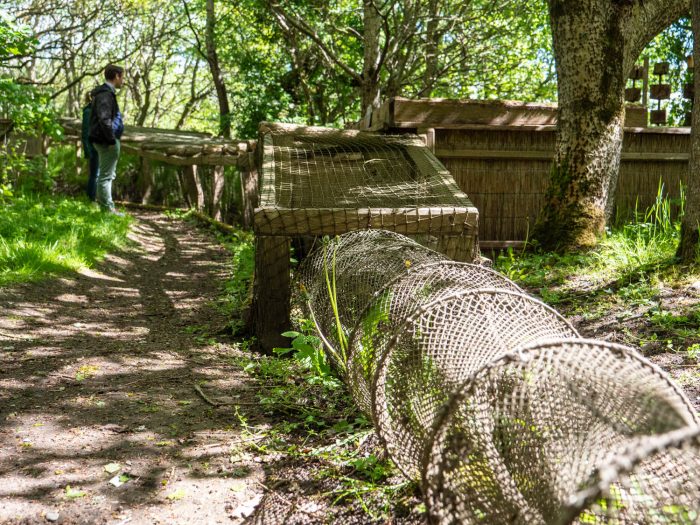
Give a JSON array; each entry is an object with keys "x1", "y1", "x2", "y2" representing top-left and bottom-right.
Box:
[{"x1": 0, "y1": 212, "x2": 266, "y2": 525}]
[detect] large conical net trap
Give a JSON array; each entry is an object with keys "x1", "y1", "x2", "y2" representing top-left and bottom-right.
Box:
[{"x1": 296, "y1": 230, "x2": 700, "y2": 524}]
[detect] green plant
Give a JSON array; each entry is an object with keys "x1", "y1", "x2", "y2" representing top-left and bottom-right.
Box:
[
  {"x1": 322, "y1": 237, "x2": 349, "y2": 368},
  {"x1": 0, "y1": 192, "x2": 132, "y2": 286},
  {"x1": 274, "y1": 319, "x2": 339, "y2": 388},
  {"x1": 686, "y1": 344, "x2": 700, "y2": 361},
  {"x1": 219, "y1": 230, "x2": 254, "y2": 333}
]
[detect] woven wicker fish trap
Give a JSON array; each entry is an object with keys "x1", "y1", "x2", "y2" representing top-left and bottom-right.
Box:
[
  {"x1": 296, "y1": 229, "x2": 700, "y2": 524},
  {"x1": 254, "y1": 122, "x2": 478, "y2": 262},
  {"x1": 251, "y1": 122, "x2": 480, "y2": 350}
]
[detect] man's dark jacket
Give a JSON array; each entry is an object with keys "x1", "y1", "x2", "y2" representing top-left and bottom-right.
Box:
[{"x1": 88, "y1": 84, "x2": 124, "y2": 146}]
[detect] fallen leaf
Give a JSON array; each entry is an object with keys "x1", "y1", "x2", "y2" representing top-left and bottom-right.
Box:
[
  {"x1": 166, "y1": 488, "x2": 186, "y2": 501},
  {"x1": 108, "y1": 474, "x2": 129, "y2": 488},
  {"x1": 230, "y1": 481, "x2": 246, "y2": 493},
  {"x1": 64, "y1": 485, "x2": 86, "y2": 499},
  {"x1": 104, "y1": 463, "x2": 121, "y2": 474}
]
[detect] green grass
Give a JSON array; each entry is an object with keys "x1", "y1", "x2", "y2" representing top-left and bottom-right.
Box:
[
  {"x1": 0, "y1": 192, "x2": 132, "y2": 287},
  {"x1": 496, "y1": 183, "x2": 683, "y2": 301}
]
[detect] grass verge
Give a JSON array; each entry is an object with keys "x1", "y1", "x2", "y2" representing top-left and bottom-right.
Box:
[{"x1": 0, "y1": 193, "x2": 132, "y2": 287}]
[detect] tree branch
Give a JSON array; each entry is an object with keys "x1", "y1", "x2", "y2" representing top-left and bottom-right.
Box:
[{"x1": 267, "y1": 2, "x2": 361, "y2": 82}]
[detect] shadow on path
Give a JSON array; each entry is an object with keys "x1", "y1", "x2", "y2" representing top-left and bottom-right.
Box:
[{"x1": 0, "y1": 212, "x2": 268, "y2": 524}]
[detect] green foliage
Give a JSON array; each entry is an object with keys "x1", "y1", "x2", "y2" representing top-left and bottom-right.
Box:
[
  {"x1": 274, "y1": 321, "x2": 337, "y2": 387},
  {"x1": 0, "y1": 79, "x2": 62, "y2": 138},
  {"x1": 208, "y1": 225, "x2": 254, "y2": 334},
  {"x1": 0, "y1": 15, "x2": 60, "y2": 138},
  {"x1": 0, "y1": 11, "x2": 36, "y2": 60},
  {"x1": 641, "y1": 18, "x2": 693, "y2": 125},
  {"x1": 496, "y1": 184, "x2": 684, "y2": 290},
  {"x1": 0, "y1": 193, "x2": 132, "y2": 287}
]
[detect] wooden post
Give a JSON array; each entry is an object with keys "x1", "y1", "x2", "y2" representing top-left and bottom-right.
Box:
[
  {"x1": 210, "y1": 165, "x2": 225, "y2": 221},
  {"x1": 251, "y1": 236, "x2": 291, "y2": 352},
  {"x1": 643, "y1": 56, "x2": 650, "y2": 125},
  {"x1": 240, "y1": 152, "x2": 258, "y2": 229},
  {"x1": 417, "y1": 127, "x2": 436, "y2": 153},
  {"x1": 138, "y1": 158, "x2": 155, "y2": 204},
  {"x1": 181, "y1": 164, "x2": 204, "y2": 210},
  {"x1": 436, "y1": 235, "x2": 477, "y2": 263}
]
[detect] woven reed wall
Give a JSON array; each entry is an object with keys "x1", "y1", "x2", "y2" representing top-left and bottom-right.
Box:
[{"x1": 434, "y1": 127, "x2": 689, "y2": 244}]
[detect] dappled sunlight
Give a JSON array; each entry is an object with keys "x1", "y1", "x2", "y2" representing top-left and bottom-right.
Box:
[
  {"x1": 77, "y1": 267, "x2": 125, "y2": 282},
  {"x1": 0, "y1": 212, "x2": 266, "y2": 523}
]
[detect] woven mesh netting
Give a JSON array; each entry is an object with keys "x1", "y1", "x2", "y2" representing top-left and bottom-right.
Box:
[
  {"x1": 296, "y1": 230, "x2": 700, "y2": 524},
  {"x1": 259, "y1": 124, "x2": 471, "y2": 209}
]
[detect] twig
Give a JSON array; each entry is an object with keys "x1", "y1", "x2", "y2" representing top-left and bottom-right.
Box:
[
  {"x1": 194, "y1": 383, "x2": 223, "y2": 406},
  {"x1": 166, "y1": 466, "x2": 176, "y2": 486},
  {"x1": 194, "y1": 384, "x2": 320, "y2": 412},
  {"x1": 201, "y1": 435, "x2": 266, "y2": 449},
  {"x1": 193, "y1": 384, "x2": 262, "y2": 407},
  {"x1": 0, "y1": 331, "x2": 30, "y2": 340}
]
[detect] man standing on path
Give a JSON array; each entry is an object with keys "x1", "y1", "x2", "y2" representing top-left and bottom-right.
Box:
[
  {"x1": 89, "y1": 64, "x2": 125, "y2": 215},
  {"x1": 81, "y1": 91, "x2": 99, "y2": 202}
]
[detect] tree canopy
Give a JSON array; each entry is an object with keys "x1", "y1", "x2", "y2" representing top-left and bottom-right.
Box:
[{"x1": 1, "y1": 0, "x2": 561, "y2": 137}]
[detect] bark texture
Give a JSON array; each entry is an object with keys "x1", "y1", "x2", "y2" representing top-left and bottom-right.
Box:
[
  {"x1": 182, "y1": 165, "x2": 204, "y2": 211},
  {"x1": 360, "y1": 0, "x2": 383, "y2": 121},
  {"x1": 535, "y1": 0, "x2": 690, "y2": 251},
  {"x1": 209, "y1": 165, "x2": 225, "y2": 222},
  {"x1": 205, "y1": 0, "x2": 231, "y2": 139},
  {"x1": 678, "y1": 0, "x2": 700, "y2": 262}
]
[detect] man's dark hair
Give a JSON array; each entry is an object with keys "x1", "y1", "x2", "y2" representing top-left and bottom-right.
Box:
[{"x1": 104, "y1": 64, "x2": 125, "y2": 81}]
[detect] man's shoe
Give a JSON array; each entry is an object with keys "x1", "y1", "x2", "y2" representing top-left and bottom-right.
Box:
[{"x1": 107, "y1": 208, "x2": 125, "y2": 217}]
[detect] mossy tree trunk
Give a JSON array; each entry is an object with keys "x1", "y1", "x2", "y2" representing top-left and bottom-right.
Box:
[
  {"x1": 535, "y1": 0, "x2": 690, "y2": 251},
  {"x1": 678, "y1": 0, "x2": 700, "y2": 262}
]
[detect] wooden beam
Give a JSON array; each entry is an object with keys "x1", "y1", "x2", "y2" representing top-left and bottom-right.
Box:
[
  {"x1": 369, "y1": 97, "x2": 647, "y2": 129},
  {"x1": 253, "y1": 206, "x2": 479, "y2": 236},
  {"x1": 120, "y1": 145, "x2": 240, "y2": 166},
  {"x1": 479, "y1": 240, "x2": 527, "y2": 249},
  {"x1": 434, "y1": 148, "x2": 690, "y2": 162}
]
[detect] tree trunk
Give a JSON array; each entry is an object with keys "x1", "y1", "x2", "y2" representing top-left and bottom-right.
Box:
[
  {"x1": 534, "y1": 1, "x2": 628, "y2": 250},
  {"x1": 205, "y1": 0, "x2": 232, "y2": 138},
  {"x1": 209, "y1": 165, "x2": 225, "y2": 221},
  {"x1": 422, "y1": 0, "x2": 440, "y2": 96},
  {"x1": 360, "y1": 0, "x2": 382, "y2": 123},
  {"x1": 677, "y1": 0, "x2": 700, "y2": 262},
  {"x1": 535, "y1": 0, "x2": 690, "y2": 251},
  {"x1": 182, "y1": 165, "x2": 204, "y2": 211},
  {"x1": 138, "y1": 158, "x2": 155, "y2": 205}
]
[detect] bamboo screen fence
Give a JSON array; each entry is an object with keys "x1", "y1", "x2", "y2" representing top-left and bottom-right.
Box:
[{"x1": 368, "y1": 98, "x2": 689, "y2": 248}]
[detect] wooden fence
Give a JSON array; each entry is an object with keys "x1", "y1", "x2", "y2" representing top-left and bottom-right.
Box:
[{"x1": 367, "y1": 98, "x2": 689, "y2": 248}]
